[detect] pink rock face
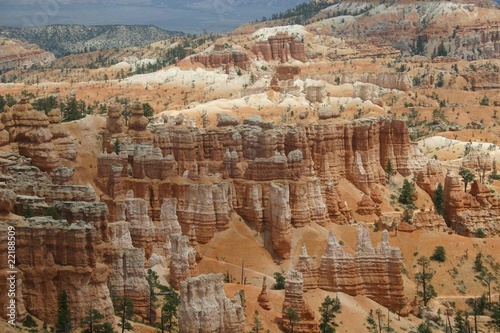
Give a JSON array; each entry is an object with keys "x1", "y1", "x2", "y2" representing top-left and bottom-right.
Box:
[
  {"x1": 267, "y1": 182, "x2": 292, "y2": 259},
  {"x1": 356, "y1": 194, "x2": 381, "y2": 216},
  {"x1": 252, "y1": 32, "x2": 307, "y2": 63},
  {"x1": 317, "y1": 226, "x2": 406, "y2": 312},
  {"x1": 128, "y1": 103, "x2": 153, "y2": 144},
  {"x1": 257, "y1": 277, "x2": 272, "y2": 310},
  {"x1": 190, "y1": 51, "x2": 250, "y2": 70},
  {"x1": 178, "y1": 274, "x2": 246, "y2": 333},
  {"x1": 282, "y1": 267, "x2": 319, "y2": 333},
  {"x1": 95, "y1": 116, "x2": 427, "y2": 248},
  {"x1": 295, "y1": 245, "x2": 318, "y2": 291},
  {"x1": 444, "y1": 169, "x2": 500, "y2": 236},
  {"x1": 3, "y1": 97, "x2": 59, "y2": 171},
  {"x1": 0, "y1": 218, "x2": 114, "y2": 325}
]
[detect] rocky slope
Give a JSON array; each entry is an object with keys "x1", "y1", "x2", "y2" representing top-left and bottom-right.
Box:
[
  {"x1": 0, "y1": 38, "x2": 55, "y2": 74},
  {"x1": 0, "y1": 25, "x2": 182, "y2": 57}
]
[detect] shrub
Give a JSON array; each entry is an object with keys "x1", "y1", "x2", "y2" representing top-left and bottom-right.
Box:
[
  {"x1": 430, "y1": 246, "x2": 446, "y2": 262},
  {"x1": 273, "y1": 272, "x2": 285, "y2": 290}
]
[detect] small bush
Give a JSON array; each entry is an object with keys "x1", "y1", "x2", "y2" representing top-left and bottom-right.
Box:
[
  {"x1": 475, "y1": 228, "x2": 486, "y2": 238},
  {"x1": 273, "y1": 272, "x2": 285, "y2": 290},
  {"x1": 23, "y1": 315, "x2": 37, "y2": 328},
  {"x1": 430, "y1": 246, "x2": 446, "y2": 262}
]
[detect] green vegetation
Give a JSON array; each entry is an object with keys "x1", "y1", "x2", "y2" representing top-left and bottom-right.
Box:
[
  {"x1": 430, "y1": 246, "x2": 446, "y2": 262},
  {"x1": 318, "y1": 295, "x2": 341, "y2": 333},
  {"x1": 157, "y1": 285, "x2": 180, "y2": 333},
  {"x1": 415, "y1": 256, "x2": 437, "y2": 307},
  {"x1": 32, "y1": 95, "x2": 58, "y2": 114},
  {"x1": 459, "y1": 167, "x2": 475, "y2": 192},
  {"x1": 273, "y1": 272, "x2": 285, "y2": 290},
  {"x1": 433, "y1": 183, "x2": 445, "y2": 216},
  {"x1": 81, "y1": 308, "x2": 113, "y2": 333},
  {"x1": 56, "y1": 290, "x2": 72, "y2": 333},
  {"x1": 251, "y1": 310, "x2": 264, "y2": 333},
  {"x1": 262, "y1": 0, "x2": 331, "y2": 25},
  {"x1": 284, "y1": 307, "x2": 300, "y2": 333},
  {"x1": 398, "y1": 179, "x2": 415, "y2": 206},
  {"x1": 116, "y1": 296, "x2": 134, "y2": 333},
  {"x1": 22, "y1": 315, "x2": 38, "y2": 328}
]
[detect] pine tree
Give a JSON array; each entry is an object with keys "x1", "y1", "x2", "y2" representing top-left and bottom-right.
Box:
[
  {"x1": 459, "y1": 167, "x2": 475, "y2": 193},
  {"x1": 146, "y1": 269, "x2": 160, "y2": 324},
  {"x1": 365, "y1": 310, "x2": 378, "y2": 333},
  {"x1": 116, "y1": 296, "x2": 134, "y2": 333},
  {"x1": 158, "y1": 286, "x2": 180, "y2": 333},
  {"x1": 284, "y1": 307, "x2": 300, "y2": 333},
  {"x1": 273, "y1": 272, "x2": 285, "y2": 290},
  {"x1": 454, "y1": 311, "x2": 468, "y2": 333},
  {"x1": 251, "y1": 310, "x2": 264, "y2": 333},
  {"x1": 433, "y1": 183, "x2": 445, "y2": 216},
  {"x1": 81, "y1": 308, "x2": 113, "y2": 333},
  {"x1": 398, "y1": 179, "x2": 415, "y2": 206},
  {"x1": 56, "y1": 290, "x2": 72, "y2": 333},
  {"x1": 488, "y1": 304, "x2": 500, "y2": 330},
  {"x1": 318, "y1": 295, "x2": 341, "y2": 333},
  {"x1": 415, "y1": 256, "x2": 437, "y2": 307},
  {"x1": 386, "y1": 159, "x2": 393, "y2": 183}
]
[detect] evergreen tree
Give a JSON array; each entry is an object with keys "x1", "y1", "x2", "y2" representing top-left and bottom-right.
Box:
[
  {"x1": 386, "y1": 159, "x2": 393, "y2": 183},
  {"x1": 0, "y1": 95, "x2": 6, "y2": 112},
  {"x1": 490, "y1": 159, "x2": 500, "y2": 180},
  {"x1": 273, "y1": 272, "x2": 285, "y2": 290},
  {"x1": 251, "y1": 310, "x2": 264, "y2": 333},
  {"x1": 113, "y1": 139, "x2": 121, "y2": 154},
  {"x1": 459, "y1": 167, "x2": 475, "y2": 193},
  {"x1": 318, "y1": 295, "x2": 341, "y2": 333},
  {"x1": 365, "y1": 310, "x2": 378, "y2": 333},
  {"x1": 284, "y1": 307, "x2": 300, "y2": 333},
  {"x1": 398, "y1": 179, "x2": 415, "y2": 206},
  {"x1": 474, "y1": 252, "x2": 483, "y2": 272},
  {"x1": 433, "y1": 183, "x2": 445, "y2": 216},
  {"x1": 116, "y1": 296, "x2": 134, "y2": 333},
  {"x1": 454, "y1": 311, "x2": 469, "y2": 333},
  {"x1": 142, "y1": 103, "x2": 154, "y2": 120},
  {"x1": 146, "y1": 269, "x2": 160, "y2": 324},
  {"x1": 56, "y1": 290, "x2": 72, "y2": 333},
  {"x1": 158, "y1": 286, "x2": 180, "y2": 333},
  {"x1": 415, "y1": 256, "x2": 437, "y2": 307},
  {"x1": 81, "y1": 308, "x2": 113, "y2": 333},
  {"x1": 488, "y1": 303, "x2": 500, "y2": 330}
]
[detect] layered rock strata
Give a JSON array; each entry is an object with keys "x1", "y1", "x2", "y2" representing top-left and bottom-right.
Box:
[
  {"x1": 190, "y1": 50, "x2": 250, "y2": 71},
  {"x1": 96, "y1": 116, "x2": 428, "y2": 249},
  {"x1": 282, "y1": 267, "x2": 319, "y2": 333},
  {"x1": 1, "y1": 97, "x2": 59, "y2": 170},
  {"x1": 444, "y1": 170, "x2": 500, "y2": 236},
  {"x1": 317, "y1": 226, "x2": 405, "y2": 311},
  {"x1": 47, "y1": 108, "x2": 78, "y2": 160},
  {"x1": 257, "y1": 277, "x2": 272, "y2": 311},
  {"x1": 0, "y1": 152, "x2": 151, "y2": 324},
  {"x1": 0, "y1": 218, "x2": 114, "y2": 325},
  {"x1": 252, "y1": 32, "x2": 307, "y2": 63},
  {"x1": 178, "y1": 273, "x2": 246, "y2": 333}
]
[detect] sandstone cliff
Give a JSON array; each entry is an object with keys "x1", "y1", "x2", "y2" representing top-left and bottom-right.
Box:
[
  {"x1": 178, "y1": 274, "x2": 246, "y2": 333},
  {"x1": 0, "y1": 38, "x2": 55, "y2": 72},
  {"x1": 252, "y1": 32, "x2": 307, "y2": 63},
  {"x1": 96, "y1": 115, "x2": 428, "y2": 251},
  {"x1": 444, "y1": 169, "x2": 500, "y2": 236},
  {"x1": 282, "y1": 267, "x2": 319, "y2": 333},
  {"x1": 317, "y1": 226, "x2": 405, "y2": 312}
]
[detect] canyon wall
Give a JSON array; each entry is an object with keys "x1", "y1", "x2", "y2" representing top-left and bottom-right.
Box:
[{"x1": 178, "y1": 274, "x2": 246, "y2": 333}]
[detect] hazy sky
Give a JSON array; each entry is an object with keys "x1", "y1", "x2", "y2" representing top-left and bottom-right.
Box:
[{"x1": 0, "y1": 0, "x2": 308, "y2": 33}]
